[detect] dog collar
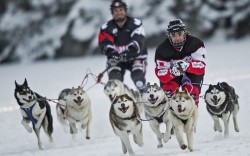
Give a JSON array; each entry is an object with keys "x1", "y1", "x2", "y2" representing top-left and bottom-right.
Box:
[{"x1": 122, "y1": 115, "x2": 137, "y2": 120}]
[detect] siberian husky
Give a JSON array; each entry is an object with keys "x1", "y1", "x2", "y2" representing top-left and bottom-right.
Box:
[
  {"x1": 14, "y1": 79, "x2": 53, "y2": 150},
  {"x1": 204, "y1": 82, "x2": 239, "y2": 137},
  {"x1": 104, "y1": 79, "x2": 143, "y2": 114},
  {"x1": 56, "y1": 86, "x2": 92, "y2": 139},
  {"x1": 109, "y1": 94, "x2": 143, "y2": 156},
  {"x1": 169, "y1": 89, "x2": 198, "y2": 151},
  {"x1": 141, "y1": 82, "x2": 172, "y2": 148}
]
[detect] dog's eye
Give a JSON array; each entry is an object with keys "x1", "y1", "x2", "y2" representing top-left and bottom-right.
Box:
[
  {"x1": 80, "y1": 93, "x2": 82, "y2": 95},
  {"x1": 20, "y1": 91, "x2": 26, "y2": 95},
  {"x1": 74, "y1": 93, "x2": 77, "y2": 96}
]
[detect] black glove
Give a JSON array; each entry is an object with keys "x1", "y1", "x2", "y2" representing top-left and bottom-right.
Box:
[
  {"x1": 107, "y1": 52, "x2": 121, "y2": 66},
  {"x1": 121, "y1": 50, "x2": 140, "y2": 61},
  {"x1": 126, "y1": 41, "x2": 140, "y2": 53}
]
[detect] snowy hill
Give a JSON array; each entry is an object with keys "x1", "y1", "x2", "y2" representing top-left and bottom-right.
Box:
[{"x1": 0, "y1": 39, "x2": 250, "y2": 156}]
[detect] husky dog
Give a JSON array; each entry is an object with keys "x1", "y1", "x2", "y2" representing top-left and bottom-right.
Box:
[
  {"x1": 56, "y1": 86, "x2": 92, "y2": 139},
  {"x1": 109, "y1": 94, "x2": 143, "y2": 156},
  {"x1": 14, "y1": 79, "x2": 53, "y2": 150},
  {"x1": 169, "y1": 89, "x2": 198, "y2": 151},
  {"x1": 104, "y1": 79, "x2": 141, "y2": 102},
  {"x1": 141, "y1": 82, "x2": 172, "y2": 148},
  {"x1": 104, "y1": 79, "x2": 143, "y2": 114},
  {"x1": 204, "y1": 82, "x2": 239, "y2": 137}
]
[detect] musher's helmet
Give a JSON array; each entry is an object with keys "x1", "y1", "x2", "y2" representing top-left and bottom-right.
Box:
[
  {"x1": 110, "y1": 0, "x2": 127, "y2": 14},
  {"x1": 167, "y1": 19, "x2": 186, "y2": 34},
  {"x1": 167, "y1": 19, "x2": 186, "y2": 48}
]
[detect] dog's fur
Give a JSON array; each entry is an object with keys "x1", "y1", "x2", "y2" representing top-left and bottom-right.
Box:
[
  {"x1": 204, "y1": 82, "x2": 239, "y2": 137},
  {"x1": 56, "y1": 86, "x2": 92, "y2": 139},
  {"x1": 169, "y1": 89, "x2": 198, "y2": 151},
  {"x1": 109, "y1": 94, "x2": 143, "y2": 156},
  {"x1": 141, "y1": 82, "x2": 172, "y2": 148},
  {"x1": 14, "y1": 79, "x2": 53, "y2": 150},
  {"x1": 104, "y1": 79, "x2": 141, "y2": 102},
  {"x1": 104, "y1": 79, "x2": 143, "y2": 114}
]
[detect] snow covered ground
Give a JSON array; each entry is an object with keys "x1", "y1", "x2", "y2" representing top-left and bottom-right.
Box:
[{"x1": 0, "y1": 38, "x2": 250, "y2": 156}]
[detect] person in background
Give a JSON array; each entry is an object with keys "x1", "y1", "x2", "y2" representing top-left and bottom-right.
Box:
[
  {"x1": 154, "y1": 19, "x2": 207, "y2": 106},
  {"x1": 98, "y1": 0, "x2": 148, "y2": 93}
]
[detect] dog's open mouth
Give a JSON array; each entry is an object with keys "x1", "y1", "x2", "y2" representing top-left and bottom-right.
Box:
[
  {"x1": 74, "y1": 99, "x2": 83, "y2": 106},
  {"x1": 211, "y1": 98, "x2": 221, "y2": 105},
  {"x1": 23, "y1": 98, "x2": 34, "y2": 103},
  {"x1": 178, "y1": 107, "x2": 186, "y2": 113},
  {"x1": 118, "y1": 106, "x2": 129, "y2": 113},
  {"x1": 148, "y1": 97, "x2": 158, "y2": 104},
  {"x1": 109, "y1": 94, "x2": 116, "y2": 101}
]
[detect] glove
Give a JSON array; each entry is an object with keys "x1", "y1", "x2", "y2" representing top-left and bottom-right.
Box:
[
  {"x1": 126, "y1": 41, "x2": 140, "y2": 53},
  {"x1": 170, "y1": 66, "x2": 182, "y2": 76},
  {"x1": 104, "y1": 45, "x2": 117, "y2": 56},
  {"x1": 175, "y1": 60, "x2": 189, "y2": 72},
  {"x1": 107, "y1": 52, "x2": 121, "y2": 66}
]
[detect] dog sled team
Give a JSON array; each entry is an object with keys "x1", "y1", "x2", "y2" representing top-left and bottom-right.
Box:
[
  {"x1": 14, "y1": 78, "x2": 240, "y2": 155},
  {"x1": 13, "y1": 0, "x2": 240, "y2": 155}
]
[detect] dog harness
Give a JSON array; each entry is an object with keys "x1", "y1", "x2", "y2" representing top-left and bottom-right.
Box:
[
  {"x1": 169, "y1": 107, "x2": 188, "y2": 125},
  {"x1": 139, "y1": 98, "x2": 168, "y2": 122},
  {"x1": 21, "y1": 104, "x2": 37, "y2": 125},
  {"x1": 154, "y1": 99, "x2": 168, "y2": 123}
]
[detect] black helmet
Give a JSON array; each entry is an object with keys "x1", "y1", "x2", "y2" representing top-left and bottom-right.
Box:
[
  {"x1": 167, "y1": 19, "x2": 186, "y2": 34},
  {"x1": 110, "y1": 0, "x2": 127, "y2": 13}
]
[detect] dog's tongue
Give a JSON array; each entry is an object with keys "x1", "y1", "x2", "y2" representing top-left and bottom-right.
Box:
[
  {"x1": 119, "y1": 106, "x2": 129, "y2": 113},
  {"x1": 178, "y1": 107, "x2": 186, "y2": 113},
  {"x1": 148, "y1": 98, "x2": 158, "y2": 104},
  {"x1": 74, "y1": 99, "x2": 83, "y2": 105}
]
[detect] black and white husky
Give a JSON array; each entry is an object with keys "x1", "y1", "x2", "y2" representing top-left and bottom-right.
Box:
[
  {"x1": 14, "y1": 79, "x2": 53, "y2": 150},
  {"x1": 141, "y1": 82, "x2": 172, "y2": 148},
  {"x1": 56, "y1": 86, "x2": 92, "y2": 139},
  {"x1": 204, "y1": 82, "x2": 239, "y2": 137},
  {"x1": 109, "y1": 94, "x2": 143, "y2": 156}
]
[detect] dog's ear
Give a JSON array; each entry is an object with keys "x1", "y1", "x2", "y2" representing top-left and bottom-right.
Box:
[
  {"x1": 153, "y1": 83, "x2": 158, "y2": 87},
  {"x1": 24, "y1": 78, "x2": 28, "y2": 86},
  {"x1": 15, "y1": 80, "x2": 19, "y2": 88},
  {"x1": 147, "y1": 82, "x2": 150, "y2": 86},
  {"x1": 208, "y1": 84, "x2": 212, "y2": 90},
  {"x1": 175, "y1": 88, "x2": 179, "y2": 94},
  {"x1": 184, "y1": 88, "x2": 188, "y2": 94}
]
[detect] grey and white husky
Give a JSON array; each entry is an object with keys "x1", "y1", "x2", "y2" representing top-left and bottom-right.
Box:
[
  {"x1": 109, "y1": 94, "x2": 143, "y2": 156},
  {"x1": 14, "y1": 79, "x2": 53, "y2": 150},
  {"x1": 141, "y1": 82, "x2": 172, "y2": 148},
  {"x1": 104, "y1": 79, "x2": 143, "y2": 114},
  {"x1": 204, "y1": 82, "x2": 239, "y2": 137},
  {"x1": 56, "y1": 86, "x2": 92, "y2": 139},
  {"x1": 169, "y1": 89, "x2": 198, "y2": 151}
]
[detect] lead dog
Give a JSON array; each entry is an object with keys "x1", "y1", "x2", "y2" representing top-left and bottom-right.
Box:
[
  {"x1": 141, "y1": 82, "x2": 172, "y2": 148},
  {"x1": 56, "y1": 86, "x2": 92, "y2": 139},
  {"x1": 169, "y1": 89, "x2": 198, "y2": 151},
  {"x1": 104, "y1": 79, "x2": 143, "y2": 114},
  {"x1": 14, "y1": 79, "x2": 53, "y2": 150},
  {"x1": 109, "y1": 94, "x2": 143, "y2": 156},
  {"x1": 204, "y1": 82, "x2": 239, "y2": 137}
]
